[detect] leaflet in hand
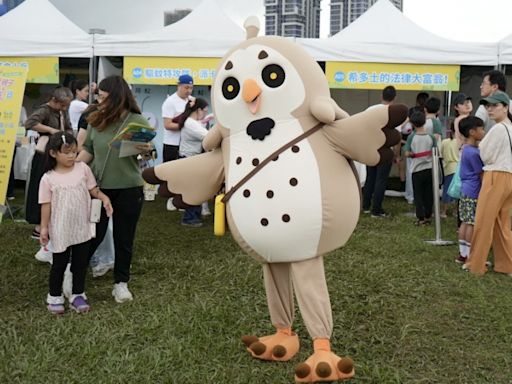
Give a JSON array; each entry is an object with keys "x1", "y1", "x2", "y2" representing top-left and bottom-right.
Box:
[{"x1": 110, "y1": 122, "x2": 156, "y2": 157}]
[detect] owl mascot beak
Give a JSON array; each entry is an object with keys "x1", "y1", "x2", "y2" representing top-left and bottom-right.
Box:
[{"x1": 243, "y1": 78, "x2": 262, "y2": 114}]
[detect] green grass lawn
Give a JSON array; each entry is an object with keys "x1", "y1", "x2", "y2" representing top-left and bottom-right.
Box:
[{"x1": 1, "y1": 191, "x2": 511, "y2": 383}]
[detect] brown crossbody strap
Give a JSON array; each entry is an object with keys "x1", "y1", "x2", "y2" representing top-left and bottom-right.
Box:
[
  {"x1": 222, "y1": 122, "x2": 323, "y2": 203},
  {"x1": 502, "y1": 122, "x2": 512, "y2": 153}
]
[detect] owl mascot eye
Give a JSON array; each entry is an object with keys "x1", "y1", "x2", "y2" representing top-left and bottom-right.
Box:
[{"x1": 143, "y1": 16, "x2": 407, "y2": 383}]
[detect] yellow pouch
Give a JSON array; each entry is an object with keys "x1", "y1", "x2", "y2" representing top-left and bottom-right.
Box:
[{"x1": 214, "y1": 194, "x2": 226, "y2": 236}]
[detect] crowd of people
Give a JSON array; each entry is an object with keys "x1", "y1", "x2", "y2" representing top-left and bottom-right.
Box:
[
  {"x1": 15, "y1": 76, "x2": 155, "y2": 314},
  {"x1": 10, "y1": 74, "x2": 214, "y2": 315},
  {"x1": 362, "y1": 70, "x2": 512, "y2": 278},
  {"x1": 9, "y1": 69, "x2": 512, "y2": 315}
]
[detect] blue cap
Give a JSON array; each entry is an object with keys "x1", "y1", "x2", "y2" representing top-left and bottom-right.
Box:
[{"x1": 178, "y1": 74, "x2": 193, "y2": 85}]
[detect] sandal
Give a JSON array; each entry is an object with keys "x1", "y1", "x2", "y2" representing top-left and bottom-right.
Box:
[
  {"x1": 31, "y1": 229, "x2": 40, "y2": 240},
  {"x1": 70, "y1": 295, "x2": 90, "y2": 314},
  {"x1": 47, "y1": 303, "x2": 65, "y2": 315}
]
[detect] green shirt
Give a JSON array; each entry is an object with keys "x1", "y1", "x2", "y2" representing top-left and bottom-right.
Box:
[{"x1": 83, "y1": 113, "x2": 149, "y2": 189}]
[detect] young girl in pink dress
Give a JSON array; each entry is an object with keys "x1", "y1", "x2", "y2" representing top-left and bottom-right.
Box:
[{"x1": 39, "y1": 132, "x2": 113, "y2": 314}]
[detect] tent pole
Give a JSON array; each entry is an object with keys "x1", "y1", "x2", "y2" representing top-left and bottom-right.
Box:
[
  {"x1": 446, "y1": 90, "x2": 452, "y2": 121},
  {"x1": 88, "y1": 55, "x2": 94, "y2": 104},
  {"x1": 88, "y1": 29, "x2": 106, "y2": 103}
]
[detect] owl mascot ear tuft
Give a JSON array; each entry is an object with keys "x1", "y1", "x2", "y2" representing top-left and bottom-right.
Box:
[{"x1": 244, "y1": 16, "x2": 260, "y2": 39}]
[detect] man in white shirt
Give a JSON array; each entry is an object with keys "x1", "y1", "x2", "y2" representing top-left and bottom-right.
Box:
[
  {"x1": 475, "y1": 70, "x2": 509, "y2": 132},
  {"x1": 161, "y1": 74, "x2": 194, "y2": 210}
]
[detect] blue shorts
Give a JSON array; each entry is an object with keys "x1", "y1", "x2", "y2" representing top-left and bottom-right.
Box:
[{"x1": 442, "y1": 173, "x2": 455, "y2": 203}]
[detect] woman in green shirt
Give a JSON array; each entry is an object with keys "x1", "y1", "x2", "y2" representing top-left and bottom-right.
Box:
[{"x1": 77, "y1": 76, "x2": 152, "y2": 303}]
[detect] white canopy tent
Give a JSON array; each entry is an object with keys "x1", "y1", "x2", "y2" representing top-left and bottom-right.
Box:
[
  {"x1": 498, "y1": 33, "x2": 512, "y2": 64},
  {"x1": 49, "y1": 0, "x2": 264, "y2": 36},
  {"x1": 298, "y1": 0, "x2": 498, "y2": 66},
  {"x1": 0, "y1": 0, "x2": 93, "y2": 57},
  {"x1": 93, "y1": 0, "x2": 245, "y2": 57}
]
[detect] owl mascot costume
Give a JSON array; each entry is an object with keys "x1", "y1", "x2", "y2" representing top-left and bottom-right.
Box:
[{"x1": 143, "y1": 17, "x2": 407, "y2": 383}]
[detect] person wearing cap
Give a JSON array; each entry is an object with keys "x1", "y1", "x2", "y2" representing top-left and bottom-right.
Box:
[
  {"x1": 452, "y1": 93, "x2": 473, "y2": 149},
  {"x1": 161, "y1": 74, "x2": 194, "y2": 211},
  {"x1": 475, "y1": 70, "x2": 511, "y2": 133},
  {"x1": 465, "y1": 91, "x2": 512, "y2": 276}
]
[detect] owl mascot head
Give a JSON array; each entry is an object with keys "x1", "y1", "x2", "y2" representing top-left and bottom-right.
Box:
[{"x1": 143, "y1": 16, "x2": 407, "y2": 383}]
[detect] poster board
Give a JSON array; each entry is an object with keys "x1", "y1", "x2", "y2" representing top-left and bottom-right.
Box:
[
  {"x1": 326, "y1": 62, "x2": 460, "y2": 91},
  {"x1": 124, "y1": 57, "x2": 219, "y2": 86},
  {"x1": 0, "y1": 57, "x2": 58, "y2": 84},
  {"x1": 0, "y1": 65, "x2": 28, "y2": 221}
]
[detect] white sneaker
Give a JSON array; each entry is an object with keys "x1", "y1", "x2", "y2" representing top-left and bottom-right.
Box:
[
  {"x1": 35, "y1": 246, "x2": 53, "y2": 264},
  {"x1": 62, "y1": 264, "x2": 73, "y2": 299},
  {"x1": 201, "y1": 202, "x2": 211, "y2": 216},
  {"x1": 112, "y1": 282, "x2": 133, "y2": 303},
  {"x1": 92, "y1": 263, "x2": 114, "y2": 278},
  {"x1": 166, "y1": 198, "x2": 176, "y2": 211}
]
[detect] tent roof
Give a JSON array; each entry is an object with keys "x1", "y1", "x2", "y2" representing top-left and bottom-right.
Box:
[
  {"x1": 94, "y1": 0, "x2": 245, "y2": 57},
  {"x1": 298, "y1": 0, "x2": 498, "y2": 66},
  {"x1": 49, "y1": 0, "x2": 264, "y2": 36},
  {"x1": 0, "y1": 0, "x2": 93, "y2": 57},
  {"x1": 499, "y1": 32, "x2": 512, "y2": 64}
]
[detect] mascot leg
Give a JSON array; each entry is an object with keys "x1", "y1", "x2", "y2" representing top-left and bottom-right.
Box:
[
  {"x1": 291, "y1": 256, "x2": 354, "y2": 383},
  {"x1": 242, "y1": 263, "x2": 300, "y2": 361}
]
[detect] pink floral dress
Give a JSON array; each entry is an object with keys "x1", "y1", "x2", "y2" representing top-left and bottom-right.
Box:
[{"x1": 39, "y1": 162, "x2": 97, "y2": 253}]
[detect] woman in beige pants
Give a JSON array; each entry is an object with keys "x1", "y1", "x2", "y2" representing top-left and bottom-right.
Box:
[{"x1": 466, "y1": 91, "x2": 512, "y2": 276}]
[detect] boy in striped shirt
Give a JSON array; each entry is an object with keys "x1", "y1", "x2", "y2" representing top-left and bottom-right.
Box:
[{"x1": 403, "y1": 111, "x2": 437, "y2": 226}]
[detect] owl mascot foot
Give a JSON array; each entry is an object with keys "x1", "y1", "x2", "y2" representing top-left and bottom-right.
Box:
[
  {"x1": 294, "y1": 339, "x2": 354, "y2": 383},
  {"x1": 242, "y1": 328, "x2": 300, "y2": 361}
]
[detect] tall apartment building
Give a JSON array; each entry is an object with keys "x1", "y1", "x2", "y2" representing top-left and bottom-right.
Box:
[
  {"x1": 265, "y1": 0, "x2": 322, "y2": 38},
  {"x1": 330, "y1": 0, "x2": 402, "y2": 36},
  {"x1": 164, "y1": 9, "x2": 192, "y2": 27},
  {"x1": 4, "y1": 0, "x2": 25, "y2": 12}
]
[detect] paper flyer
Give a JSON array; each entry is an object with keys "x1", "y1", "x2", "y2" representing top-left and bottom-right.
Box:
[{"x1": 110, "y1": 122, "x2": 156, "y2": 157}]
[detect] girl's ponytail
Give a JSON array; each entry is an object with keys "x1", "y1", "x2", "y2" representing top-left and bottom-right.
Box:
[{"x1": 178, "y1": 97, "x2": 209, "y2": 129}]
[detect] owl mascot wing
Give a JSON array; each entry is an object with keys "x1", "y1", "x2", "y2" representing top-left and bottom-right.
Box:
[
  {"x1": 142, "y1": 147, "x2": 224, "y2": 206},
  {"x1": 143, "y1": 15, "x2": 407, "y2": 384}
]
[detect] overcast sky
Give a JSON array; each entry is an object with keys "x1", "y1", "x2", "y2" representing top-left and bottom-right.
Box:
[
  {"x1": 41, "y1": 0, "x2": 512, "y2": 41},
  {"x1": 320, "y1": 0, "x2": 512, "y2": 41}
]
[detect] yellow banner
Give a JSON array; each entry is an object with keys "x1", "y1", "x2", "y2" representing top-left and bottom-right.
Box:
[
  {"x1": 124, "y1": 57, "x2": 220, "y2": 86},
  {"x1": 0, "y1": 65, "x2": 28, "y2": 219},
  {"x1": 326, "y1": 62, "x2": 460, "y2": 91},
  {"x1": 0, "y1": 57, "x2": 58, "y2": 84}
]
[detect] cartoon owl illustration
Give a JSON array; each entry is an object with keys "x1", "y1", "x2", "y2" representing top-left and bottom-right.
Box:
[{"x1": 143, "y1": 17, "x2": 407, "y2": 383}]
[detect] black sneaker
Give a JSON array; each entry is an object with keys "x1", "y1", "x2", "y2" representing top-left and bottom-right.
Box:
[
  {"x1": 371, "y1": 211, "x2": 389, "y2": 218},
  {"x1": 181, "y1": 221, "x2": 203, "y2": 228}
]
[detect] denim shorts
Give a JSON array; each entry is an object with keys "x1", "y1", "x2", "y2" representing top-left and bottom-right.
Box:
[{"x1": 442, "y1": 173, "x2": 455, "y2": 203}]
